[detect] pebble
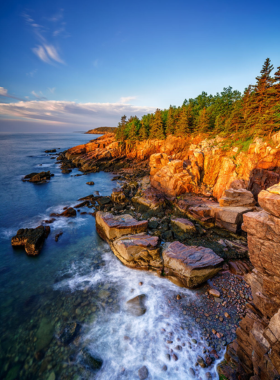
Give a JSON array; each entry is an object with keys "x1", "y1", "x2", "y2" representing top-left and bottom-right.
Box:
[
  {"x1": 138, "y1": 366, "x2": 148, "y2": 380},
  {"x1": 209, "y1": 289, "x2": 220, "y2": 298},
  {"x1": 189, "y1": 367, "x2": 196, "y2": 378}
]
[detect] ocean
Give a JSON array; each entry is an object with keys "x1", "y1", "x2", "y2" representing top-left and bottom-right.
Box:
[{"x1": 0, "y1": 132, "x2": 223, "y2": 380}]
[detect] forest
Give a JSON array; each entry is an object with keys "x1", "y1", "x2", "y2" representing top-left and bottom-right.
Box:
[{"x1": 116, "y1": 59, "x2": 280, "y2": 147}]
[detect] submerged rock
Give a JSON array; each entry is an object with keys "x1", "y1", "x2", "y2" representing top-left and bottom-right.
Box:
[
  {"x1": 126, "y1": 294, "x2": 147, "y2": 316},
  {"x1": 86, "y1": 181, "x2": 95, "y2": 185},
  {"x1": 11, "y1": 226, "x2": 49, "y2": 255},
  {"x1": 138, "y1": 365, "x2": 149, "y2": 380},
  {"x1": 81, "y1": 347, "x2": 103, "y2": 372},
  {"x1": 59, "y1": 322, "x2": 81, "y2": 345},
  {"x1": 36, "y1": 317, "x2": 55, "y2": 351},
  {"x1": 163, "y1": 241, "x2": 224, "y2": 288}
]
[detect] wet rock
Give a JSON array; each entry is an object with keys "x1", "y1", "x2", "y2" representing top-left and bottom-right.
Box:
[
  {"x1": 86, "y1": 181, "x2": 95, "y2": 185},
  {"x1": 23, "y1": 171, "x2": 54, "y2": 183},
  {"x1": 11, "y1": 226, "x2": 49, "y2": 255},
  {"x1": 197, "y1": 355, "x2": 206, "y2": 368},
  {"x1": 112, "y1": 234, "x2": 162, "y2": 270},
  {"x1": 55, "y1": 232, "x2": 63, "y2": 242},
  {"x1": 162, "y1": 365, "x2": 167, "y2": 371},
  {"x1": 81, "y1": 347, "x2": 103, "y2": 372},
  {"x1": 209, "y1": 289, "x2": 220, "y2": 298},
  {"x1": 59, "y1": 322, "x2": 81, "y2": 345},
  {"x1": 148, "y1": 218, "x2": 159, "y2": 229},
  {"x1": 138, "y1": 365, "x2": 149, "y2": 380},
  {"x1": 126, "y1": 294, "x2": 146, "y2": 316},
  {"x1": 172, "y1": 353, "x2": 178, "y2": 361},
  {"x1": 45, "y1": 149, "x2": 56, "y2": 153},
  {"x1": 188, "y1": 367, "x2": 196, "y2": 378},
  {"x1": 61, "y1": 207, "x2": 76, "y2": 217},
  {"x1": 96, "y1": 211, "x2": 148, "y2": 241},
  {"x1": 47, "y1": 372, "x2": 56, "y2": 380},
  {"x1": 132, "y1": 186, "x2": 166, "y2": 218},
  {"x1": 171, "y1": 217, "x2": 196, "y2": 239},
  {"x1": 162, "y1": 241, "x2": 224, "y2": 288},
  {"x1": 161, "y1": 230, "x2": 173, "y2": 241},
  {"x1": 111, "y1": 188, "x2": 128, "y2": 204}
]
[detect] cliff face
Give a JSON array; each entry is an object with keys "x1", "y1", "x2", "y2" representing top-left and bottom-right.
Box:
[{"x1": 66, "y1": 133, "x2": 280, "y2": 201}]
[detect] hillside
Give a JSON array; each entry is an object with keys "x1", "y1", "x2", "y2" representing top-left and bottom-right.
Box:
[{"x1": 85, "y1": 127, "x2": 117, "y2": 134}]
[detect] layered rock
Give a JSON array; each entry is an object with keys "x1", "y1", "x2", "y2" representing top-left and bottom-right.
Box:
[
  {"x1": 11, "y1": 226, "x2": 50, "y2": 255},
  {"x1": 170, "y1": 217, "x2": 197, "y2": 240},
  {"x1": 229, "y1": 184, "x2": 280, "y2": 379},
  {"x1": 219, "y1": 189, "x2": 256, "y2": 207},
  {"x1": 23, "y1": 171, "x2": 54, "y2": 183},
  {"x1": 112, "y1": 234, "x2": 163, "y2": 270},
  {"x1": 96, "y1": 212, "x2": 148, "y2": 241},
  {"x1": 258, "y1": 183, "x2": 280, "y2": 217},
  {"x1": 162, "y1": 241, "x2": 224, "y2": 288}
]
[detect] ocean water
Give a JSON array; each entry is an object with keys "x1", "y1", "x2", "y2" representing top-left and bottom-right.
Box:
[{"x1": 0, "y1": 133, "x2": 223, "y2": 380}]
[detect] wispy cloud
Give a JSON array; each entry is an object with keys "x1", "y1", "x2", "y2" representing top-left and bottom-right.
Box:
[
  {"x1": 31, "y1": 91, "x2": 47, "y2": 100},
  {"x1": 23, "y1": 10, "x2": 66, "y2": 65},
  {"x1": 120, "y1": 96, "x2": 137, "y2": 103},
  {"x1": 0, "y1": 100, "x2": 156, "y2": 127},
  {"x1": 48, "y1": 87, "x2": 56, "y2": 93}
]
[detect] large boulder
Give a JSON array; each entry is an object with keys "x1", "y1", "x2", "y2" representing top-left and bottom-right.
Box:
[
  {"x1": 11, "y1": 226, "x2": 49, "y2": 255},
  {"x1": 162, "y1": 241, "x2": 224, "y2": 288},
  {"x1": 258, "y1": 183, "x2": 280, "y2": 217},
  {"x1": 112, "y1": 234, "x2": 162, "y2": 270},
  {"x1": 149, "y1": 153, "x2": 169, "y2": 176},
  {"x1": 23, "y1": 171, "x2": 54, "y2": 183},
  {"x1": 96, "y1": 212, "x2": 148, "y2": 241},
  {"x1": 132, "y1": 187, "x2": 166, "y2": 217},
  {"x1": 219, "y1": 188, "x2": 256, "y2": 207},
  {"x1": 213, "y1": 205, "x2": 255, "y2": 233}
]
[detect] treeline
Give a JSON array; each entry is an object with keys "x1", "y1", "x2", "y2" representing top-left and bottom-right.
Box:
[{"x1": 116, "y1": 59, "x2": 280, "y2": 142}]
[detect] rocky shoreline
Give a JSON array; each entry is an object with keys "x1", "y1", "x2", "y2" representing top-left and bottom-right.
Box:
[{"x1": 10, "y1": 133, "x2": 280, "y2": 380}]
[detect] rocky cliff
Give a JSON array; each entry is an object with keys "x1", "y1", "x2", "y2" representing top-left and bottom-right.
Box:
[{"x1": 63, "y1": 132, "x2": 280, "y2": 380}]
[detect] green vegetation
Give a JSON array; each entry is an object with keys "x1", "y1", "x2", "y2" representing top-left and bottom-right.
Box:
[
  {"x1": 116, "y1": 59, "x2": 280, "y2": 143},
  {"x1": 86, "y1": 126, "x2": 117, "y2": 134}
]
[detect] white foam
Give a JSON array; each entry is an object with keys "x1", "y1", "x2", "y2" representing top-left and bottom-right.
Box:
[{"x1": 56, "y1": 243, "x2": 225, "y2": 379}]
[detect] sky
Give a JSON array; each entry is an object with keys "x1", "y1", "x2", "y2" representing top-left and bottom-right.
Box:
[{"x1": 0, "y1": 0, "x2": 280, "y2": 132}]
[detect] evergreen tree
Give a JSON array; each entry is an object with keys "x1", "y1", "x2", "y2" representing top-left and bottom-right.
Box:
[
  {"x1": 165, "y1": 106, "x2": 175, "y2": 135},
  {"x1": 197, "y1": 107, "x2": 210, "y2": 134},
  {"x1": 149, "y1": 109, "x2": 165, "y2": 139},
  {"x1": 139, "y1": 119, "x2": 149, "y2": 140},
  {"x1": 175, "y1": 106, "x2": 190, "y2": 136},
  {"x1": 116, "y1": 115, "x2": 127, "y2": 141}
]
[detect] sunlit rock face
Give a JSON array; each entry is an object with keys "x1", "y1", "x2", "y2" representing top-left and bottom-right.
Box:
[{"x1": 229, "y1": 185, "x2": 280, "y2": 379}]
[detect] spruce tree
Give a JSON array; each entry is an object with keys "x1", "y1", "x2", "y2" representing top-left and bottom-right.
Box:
[
  {"x1": 166, "y1": 106, "x2": 175, "y2": 135},
  {"x1": 149, "y1": 109, "x2": 165, "y2": 139},
  {"x1": 197, "y1": 107, "x2": 210, "y2": 134},
  {"x1": 139, "y1": 119, "x2": 149, "y2": 140},
  {"x1": 175, "y1": 106, "x2": 190, "y2": 136}
]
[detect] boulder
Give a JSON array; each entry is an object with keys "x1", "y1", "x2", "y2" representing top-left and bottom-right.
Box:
[
  {"x1": 149, "y1": 153, "x2": 169, "y2": 176},
  {"x1": 132, "y1": 187, "x2": 166, "y2": 217},
  {"x1": 81, "y1": 348, "x2": 103, "y2": 372},
  {"x1": 111, "y1": 188, "x2": 127, "y2": 204},
  {"x1": 162, "y1": 241, "x2": 224, "y2": 288},
  {"x1": 213, "y1": 206, "x2": 255, "y2": 234},
  {"x1": 61, "y1": 207, "x2": 77, "y2": 217},
  {"x1": 23, "y1": 171, "x2": 54, "y2": 183},
  {"x1": 96, "y1": 212, "x2": 148, "y2": 241},
  {"x1": 258, "y1": 184, "x2": 280, "y2": 217},
  {"x1": 171, "y1": 217, "x2": 196, "y2": 239},
  {"x1": 11, "y1": 226, "x2": 49, "y2": 255},
  {"x1": 242, "y1": 210, "x2": 280, "y2": 243},
  {"x1": 86, "y1": 181, "x2": 94, "y2": 185},
  {"x1": 219, "y1": 188, "x2": 256, "y2": 207},
  {"x1": 112, "y1": 234, "x2": 162, "y2": 270},
  {"x1": 59, "y1": 322, "x2": 81, "y2": 345},
  {"x1": 248, "y1": 168, "x2": 280, "y2": 201},
  {"x1": 126, "y1": 294, "x2": 147, "y2": 316}
]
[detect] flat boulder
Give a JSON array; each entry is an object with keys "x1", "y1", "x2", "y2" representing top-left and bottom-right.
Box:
[
  {"x1": 258, "y1": 184, "x2": 280, "y2": 217},
  {"x1": 112, "y1": 234, "x2": 162, "y2": 270},
  {"x1": 213, "y1": 205, "x2": 255, "y2": 233},
  {"x1": 162, "y1": 241, "x2": 224, "y2": 288},
  {"x1": 11, "y1": 226, "x2": 49, "y2": 256},
  {"x1": 219, "y1": 188, "x2": 256, "y2": 207},
  {"x1": 96, "y1": 211, "x2": 148, "y2": 241}
]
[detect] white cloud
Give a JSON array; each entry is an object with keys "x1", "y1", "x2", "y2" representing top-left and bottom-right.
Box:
[
  {"x1": 44, "y1": 45, "x2": 64, "y2": 64},
  {"x1": 120, "y1": 96, "x2": 137, "y2": 103},
  {"x1": 0, "y1": 100, "x2": 156, "y2": 128},
  {"x1": 32, "y1": 45, "x2": 50, "y2": 63},
  {"x1": 26, "y1": 69, "x2": 37, "y2": 77},
  {"x1": 0, "y1": 87, "x2": 8, "y2": 96},
  {"x1": 32, "y1": 44, "x2": 64, "y2": 65},
  {"x1": 48, "y1": 87, "x2": 56, "y2": 93}
]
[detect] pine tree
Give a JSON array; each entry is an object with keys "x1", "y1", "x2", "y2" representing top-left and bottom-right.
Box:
[
  {"x1": 116, "y1": 115, "x2": 127, "y2": 141},
  {"x1": 165, "y1": 106, "x2": 175, "y2": 135},
  {"x1": 138, "y1": 119, "x2": 149, "y2": 140},
  {"x1": 197, "y1": 107, "x2": 210, "y2": 134},
  {"x1": 128, "y1": 120, "x2": 138, "y2": 140},
  {"x1": 175, "y1": 106, "x2": 190, "y2": 136},
  {"x1": 149, "y1": 109, "x2": 165, "y2": 139}
]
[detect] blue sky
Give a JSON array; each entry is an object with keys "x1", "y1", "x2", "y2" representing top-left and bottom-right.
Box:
[{"x1": 1, "y1": 0, "x2": 280, "y2": 131}]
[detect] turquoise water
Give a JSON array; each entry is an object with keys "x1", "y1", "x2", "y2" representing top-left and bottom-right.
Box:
[{"x1": 0, "y1": 133, "x2": 224, "y2": 380}]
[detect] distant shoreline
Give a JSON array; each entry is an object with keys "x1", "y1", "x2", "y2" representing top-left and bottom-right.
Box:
[{"x1": 85, "y1": 127, "x2": 117, "y2": 134}]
